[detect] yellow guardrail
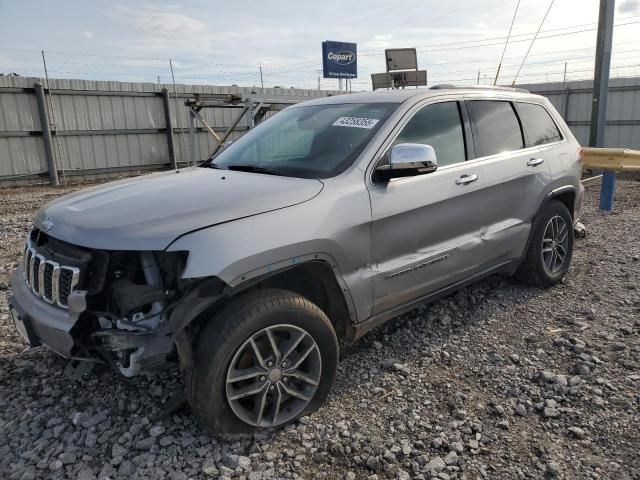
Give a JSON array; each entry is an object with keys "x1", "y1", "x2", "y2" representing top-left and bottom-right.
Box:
[{"x1": 581, "y1": 147, "x2": 640, "y2": 172}]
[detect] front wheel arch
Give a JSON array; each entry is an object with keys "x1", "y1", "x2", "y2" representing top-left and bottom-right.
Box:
[{"x1": 169, "y1": 260, "x2": 355, "y2": 369}]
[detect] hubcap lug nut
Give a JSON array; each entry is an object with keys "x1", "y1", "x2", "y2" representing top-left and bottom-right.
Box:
[
  {"x1": 269, "y1": 385, "x2": 275, "y2": 391},
  {"x1": 267, "y1": 361, "x2": 273, "y2": 367},
  {"x1": 281, "y1": 361, "x2": 287, "y2": 368},
  {"x1": 259, "y1": 375, "x2": 266, "y2": 382}
]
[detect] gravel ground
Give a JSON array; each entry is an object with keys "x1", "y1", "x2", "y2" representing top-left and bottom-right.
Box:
[{"x1": 1, "y1": 179, "x2": 639, "y2": 480}]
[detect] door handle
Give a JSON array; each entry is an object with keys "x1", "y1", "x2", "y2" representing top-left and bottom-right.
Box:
[
  {"x1": 455, "y1": 174, "x2": 479, "y2": 185},
  {"x1": 527, "y1": 157, "x2": 545, "y2": 167}
]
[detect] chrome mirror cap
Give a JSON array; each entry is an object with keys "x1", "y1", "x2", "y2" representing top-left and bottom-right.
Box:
[{"x1": 376, "y1": 143, "x2": 438, "y2": 182}]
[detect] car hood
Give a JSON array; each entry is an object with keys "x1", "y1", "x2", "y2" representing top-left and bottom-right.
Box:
[{"x1": 34, "y1": 168, "x2": 324, "y2": 251}]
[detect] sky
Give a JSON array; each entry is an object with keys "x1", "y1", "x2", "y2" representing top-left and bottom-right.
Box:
[{"x1": 0, "y1": 0, "x2": 639, "y2": 90}]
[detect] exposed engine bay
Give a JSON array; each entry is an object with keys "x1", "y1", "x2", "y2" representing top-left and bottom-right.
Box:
[{"x1": 23, "y1": 228, "x2": 191, "y2": 377}]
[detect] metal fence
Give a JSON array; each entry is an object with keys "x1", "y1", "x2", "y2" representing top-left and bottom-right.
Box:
[
  {"x1": 2, "y1": 75, "x2": 640, "y2": 185},
  {"x1": 0, "y1": 76, "x2": 338, "y2": 185},
  {"x1": 519, "y1": 76, "x2": 640, "y2": 150}
]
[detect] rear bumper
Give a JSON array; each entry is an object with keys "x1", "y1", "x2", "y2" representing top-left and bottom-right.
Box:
[{"x1": 8, "y1": 265, "x2": 85, "y2": 356}]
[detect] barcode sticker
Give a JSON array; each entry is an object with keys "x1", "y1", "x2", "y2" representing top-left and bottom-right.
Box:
[{"x1": 332, "y1": 116, "x2": 380, "y2": 129}]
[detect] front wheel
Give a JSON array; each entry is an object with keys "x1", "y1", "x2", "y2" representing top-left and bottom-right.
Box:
[
  {"x1": 186, "y1": 289, "x2": 338, "y2": 437},
  {"x1": 516, "y1": 200, "x2": 574, "y2": 287}
]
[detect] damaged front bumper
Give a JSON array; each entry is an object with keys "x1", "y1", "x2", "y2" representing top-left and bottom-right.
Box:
[
  {"x1": 9, "y1": 265, "x2": 86, "y2": 356},
  {"x1": 9, "y1": 265, "x2": 174, "y2": 376}
]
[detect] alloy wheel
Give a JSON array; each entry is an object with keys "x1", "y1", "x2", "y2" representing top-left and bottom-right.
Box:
[
  {"x1": 225, "y1": 324, "x2": 322, "y2": 427},
  {"x1": 542, "y1": 215, "x2": 569, "y2": 274}
]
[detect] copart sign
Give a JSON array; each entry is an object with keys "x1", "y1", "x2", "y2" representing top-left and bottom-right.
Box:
[{"x1": 322, "y1": 40, "x2": 357, "y2": 79}]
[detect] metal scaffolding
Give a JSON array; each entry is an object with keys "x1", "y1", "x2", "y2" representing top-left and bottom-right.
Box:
[{"x1": 184, "y1": 93, "x2": 311, "y2": 160}]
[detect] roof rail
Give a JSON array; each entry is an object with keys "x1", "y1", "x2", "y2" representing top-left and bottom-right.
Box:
[{"x1": 429, "y1": 84, "x2": 530, "y2": 93}]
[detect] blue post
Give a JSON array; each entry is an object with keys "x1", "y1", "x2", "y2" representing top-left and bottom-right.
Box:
[
  {"x1": 589, "y1": 0, "x2": 615, "y2": 211},
  {"x1": 599, "y1": 171, "x2": 616, "y2": 211}
]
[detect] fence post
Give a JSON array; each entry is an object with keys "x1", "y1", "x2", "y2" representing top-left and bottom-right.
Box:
[
  {"x1": 188, "y1": 108, "x2": 198, "y2": 166},
  {"x1": 161, "y1": 88, "x2": 177, "y2": 170},
  {"x1": 562, "y1": 87, "x2": 571, "y2": 119},
  {"x1": 33, "y1": 82, "x2": 59, "y2": 186}
]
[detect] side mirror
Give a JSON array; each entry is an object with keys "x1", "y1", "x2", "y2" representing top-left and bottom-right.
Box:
[{"x1": 375, "y1": 143, "x2": 438, "y2": 182}]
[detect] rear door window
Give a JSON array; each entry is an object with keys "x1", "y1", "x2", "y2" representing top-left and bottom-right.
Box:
[
  {"x1": 515, "y1": 102, "x2": 563, "y2": 147},
  {"x1": 467, "y1": 100, "x2": 524, "y2": 157}
]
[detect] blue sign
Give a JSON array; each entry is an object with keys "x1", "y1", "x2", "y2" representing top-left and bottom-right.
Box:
[{"x1": 322, "y1": 41, "x2": 357, "y2": 79}]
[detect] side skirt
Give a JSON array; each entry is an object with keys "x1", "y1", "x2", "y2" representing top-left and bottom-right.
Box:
[{"x1": 350, "y1": 259, "x2": 520, "y2": 341}]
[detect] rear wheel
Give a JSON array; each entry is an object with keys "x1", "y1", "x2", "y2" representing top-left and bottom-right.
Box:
[
  {"x1": 186, "y1": 289, "x2": 338, "y2": 437},
  {"x1": 516, "y1": 200, "x2": 574, "y2": 287}
]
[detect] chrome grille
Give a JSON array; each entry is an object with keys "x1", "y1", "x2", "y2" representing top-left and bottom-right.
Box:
[{"x1": 23, "y1": 239, "x2": 80, "y2": 308}]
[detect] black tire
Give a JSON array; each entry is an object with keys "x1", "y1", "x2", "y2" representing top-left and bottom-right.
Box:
[
  {"x1": 186, "y1": 288, "x2": 338, "y2": 437},
  {"x1": 516, "y1": 199, "x2": 574, "y2": 287}
]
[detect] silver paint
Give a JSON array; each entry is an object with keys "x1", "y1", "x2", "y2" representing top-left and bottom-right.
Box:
[{"x1": 16, "y1": 87, "x2": 583, "y2": 352}]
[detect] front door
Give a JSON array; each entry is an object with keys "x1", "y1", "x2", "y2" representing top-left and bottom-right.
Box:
[{"x1": 367, "y1": 100, "x2": 487, "y2": 315}]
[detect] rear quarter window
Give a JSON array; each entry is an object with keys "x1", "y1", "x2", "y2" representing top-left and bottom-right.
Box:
[{"x1": 515, "y1": 102, "x2": 563, "y2": 147}]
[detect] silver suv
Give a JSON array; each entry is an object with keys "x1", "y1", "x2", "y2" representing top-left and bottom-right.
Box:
[{"x1": 9, "y1": 86, "x2": 583, "y2": 436}]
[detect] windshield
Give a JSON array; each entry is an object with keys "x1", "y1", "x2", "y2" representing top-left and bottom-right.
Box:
[{"x1": 203, "y1": 103, "x2": 397, "y2": 179}]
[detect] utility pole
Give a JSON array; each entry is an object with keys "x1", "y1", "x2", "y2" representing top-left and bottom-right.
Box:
[
  {"x1": 589, "y1": 0, "x2": 615, "y2": 211},
  {"x1": 41, "y1": 50, "x2": 65, "y2": 185},
  {"x1": 562, "y1": 62, "x2": 567, "y2": 85},
  {"x1": 259, "y1": 66, "x2": 264, "y2": 92}
]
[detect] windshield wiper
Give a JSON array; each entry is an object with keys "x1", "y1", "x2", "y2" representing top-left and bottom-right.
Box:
[
  {"x1": 206, "y1": 163, "x2": 225, "y2": 170},
  {"x1": 225, "y1": 164, "x2": 288, "y2": 177}
]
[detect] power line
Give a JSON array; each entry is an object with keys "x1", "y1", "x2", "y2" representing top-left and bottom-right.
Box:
[
  {"x1": 494, "y1": 0, "x2": 521, "y2": 85},
  {"x1": 276, "y1": 38, "x2": 640, "y2": 75},
  {"x1": 2, "y1": 16, "x2": 638, "y2": 71},
  {"x1": 357, "y1": 15, "x2": 640, "y2": 54},
  {"x1": 358, "y1": 19, "x2": 640, "y2": 56},
  {"x1": 429, "y1": 62, "x2": 640, "y2": 84},
  {"x1": 512, "y1": 0, "x2": 556, "y2": 85},
  {"x1": 421, "y1": 50, "x2": 640, "y2": 78},
  {"x1": 1, "y1": 20, "x2": 638, "y2": 90},
  {"x1": 282, "y1": 47, "x2": 640, "y2": 80},
  {"x1": 2, "y1": 16, "x2": 640, "y2": 90}
]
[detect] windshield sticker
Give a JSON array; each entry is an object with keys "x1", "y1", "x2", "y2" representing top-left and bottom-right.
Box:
[{"x1": 332, "y1": 116, "x2": 380, "y2": 129}]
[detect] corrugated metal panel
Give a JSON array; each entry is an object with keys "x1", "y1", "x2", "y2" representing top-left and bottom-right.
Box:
[
  {"x1": 0, "y1": 137, "x2": 47, "y2": 177},
  {"x1": 0, "y1": 91, "x2": 39, "y2": 132},
  {"x1": 5, "y1": 74, "x2": 638, "y2": 183},
  {"x1": 0, "y1": 76, "x2": 337, "y2": 182},
  {"x1": 569, "y1": 125, "x2": 590, "y2": 147},
  {"x1": 520, "y1": 77, "x2": 640, "y2": 149},
  {"x1": 57, "y1": 133, "x2": 169, "y2": 171}
]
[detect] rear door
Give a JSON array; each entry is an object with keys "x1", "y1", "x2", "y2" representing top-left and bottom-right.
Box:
[
  {"x1": 466, "y1": 98, "x2": 554, "y2": 265},
  {"x1": 367, "y1": 99, "x2": 488, "y2": 315}
]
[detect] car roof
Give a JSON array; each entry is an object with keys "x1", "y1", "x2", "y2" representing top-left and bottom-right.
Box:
[{"x1": 294, "y1": 86, "x2": 545, "y2": 107}]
